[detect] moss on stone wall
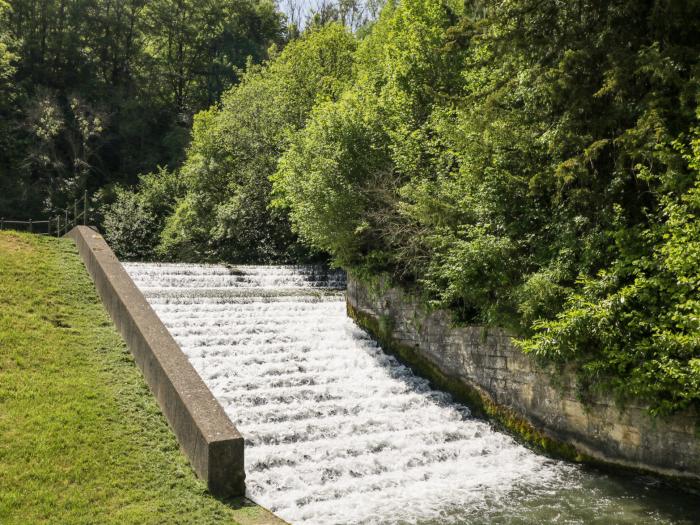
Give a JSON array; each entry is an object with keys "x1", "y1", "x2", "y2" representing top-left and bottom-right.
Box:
[
  {"x1": 347, "y1": 302, "x2": 590, "y2": 464},
  {"x1": 349, "y1": 296, "x2": 700, "y2": 493}
]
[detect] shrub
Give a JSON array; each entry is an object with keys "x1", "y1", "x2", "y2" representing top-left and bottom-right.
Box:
[{"x1": 102, "y1": 168, "x2": 183, "y2": 260}]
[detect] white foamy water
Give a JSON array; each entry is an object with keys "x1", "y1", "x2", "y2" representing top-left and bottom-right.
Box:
[{"x1": 124, "y1": 263, "x2": 700, "y2": 525}]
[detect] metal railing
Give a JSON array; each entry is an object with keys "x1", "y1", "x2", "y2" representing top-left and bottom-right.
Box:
[
  {"x1": 0, "y1": 191, "x2": 91, "y2": 237},
  {"x1": 0, "y1": 218, "x2": 52, "y2": 234}
]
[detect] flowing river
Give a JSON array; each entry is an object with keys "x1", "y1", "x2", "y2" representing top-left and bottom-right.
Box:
[{"x1": 124, "y1": 263, "x2": 700, "y2": 525}]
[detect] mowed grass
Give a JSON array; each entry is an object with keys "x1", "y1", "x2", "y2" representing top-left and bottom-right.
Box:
[{"x1": 0, "y1": 231, "x2": 264, "y2": 524}]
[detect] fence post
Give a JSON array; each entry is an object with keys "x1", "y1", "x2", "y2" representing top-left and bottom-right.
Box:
[
  {"x1": 29, "y1": 218, "x2": 32, "y2": 233},
  {"x1": 84, "y1": 190, "x2": 88, "y2": 225},
  {"x1": 64, "y1": 209, "x2": 68, "y2": 233},
  {"x1": 57, "y1": 215, "x2": 61, "y2": 237},
  {"x1": 1, "y1": 217, "x2": 3, "y2": 230},
  {"x1": 48, "y1": 217, "x2": 51, "y2": 236},
  {"x1": 74, "y1": 199, "x2": 77, "y2": 227}
]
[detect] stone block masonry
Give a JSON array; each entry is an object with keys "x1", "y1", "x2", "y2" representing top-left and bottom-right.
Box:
[
  {"x1": 347, "y1": 275, "x2": 700, "y2": 486},
  {"x1": 66, "y1": 226, "x2": 245, "y2": 496}
]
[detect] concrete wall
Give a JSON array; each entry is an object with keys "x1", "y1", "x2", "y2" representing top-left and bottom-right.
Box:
[
  {"x1": 347, "y1": 275, "x2": 700, "y2": 484},
  {"x1": 67, "y1": 226, "x2": 245, "y2": 496}
]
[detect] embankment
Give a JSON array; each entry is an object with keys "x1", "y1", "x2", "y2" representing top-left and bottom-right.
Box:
[{"x1": 347, "y1": 275, "x2": 700, "y2": 486}]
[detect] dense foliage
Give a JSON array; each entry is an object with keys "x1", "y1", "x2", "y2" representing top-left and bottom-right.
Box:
[
  {"x1": 105, "y1": 24, "x2": 357, "y2": 261},
  {"x1": 158, "y1": 24, "x2": 357, "y2": 262},
  {"x1": 0, "y1": 0, "x2": 282, "y2": 218},
  {"x1": 102, "y1": 167, "x2": 184, "y2": 260},
  {"x1": 273, "y1": 0, "x2": 700, "y2": 413}
]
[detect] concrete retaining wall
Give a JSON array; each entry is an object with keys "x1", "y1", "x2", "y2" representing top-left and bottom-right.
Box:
[
  {"x1": 347, "y1": 275, "x2": 700, "y2": 485},
  {"x1": 67, "y1": 226, "x2": 245, "y2": 496}
]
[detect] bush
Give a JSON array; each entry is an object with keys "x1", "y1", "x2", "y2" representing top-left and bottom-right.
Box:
[
  {"x1": 102, "y1": 188, "x2": 160, "y2": 260},
  {"x1": 102, "y1": 168, "x2": 183, "y2": 260},
  {"x1": 159, "y1": 23, "x2": 357, "y2": 263},
  {"x1": 520, "y1": 132, "x2": 700, "y2": 415}
]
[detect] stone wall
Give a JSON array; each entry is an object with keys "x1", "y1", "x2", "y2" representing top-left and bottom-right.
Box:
[{"x1": 347, "y1": 275, "x2": 700, "y2": 485}]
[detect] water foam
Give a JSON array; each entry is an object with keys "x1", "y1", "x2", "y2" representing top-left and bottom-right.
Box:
[
  {"x1": 124, "y1": 263, "x2": 698, "y2": 525},
  {"x1": 123, "y1": 263, "x2": 575, "y2": 524}
]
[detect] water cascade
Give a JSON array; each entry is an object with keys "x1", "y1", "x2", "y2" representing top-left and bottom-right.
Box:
[{"x1": 124, "y1": 263, "x2": 699, "y2": 525}]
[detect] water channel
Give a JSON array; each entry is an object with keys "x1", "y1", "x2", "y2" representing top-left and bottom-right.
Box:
[{"x1": 124, "y1": 263, "x2": 700, "y2": 525}]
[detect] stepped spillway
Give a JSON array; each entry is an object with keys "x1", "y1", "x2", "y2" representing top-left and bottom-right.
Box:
[{"x1": 124, "y1": 263, "x2": 700, "y2": 525}]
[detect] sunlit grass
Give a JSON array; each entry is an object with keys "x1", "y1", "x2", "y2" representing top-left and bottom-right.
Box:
[{"x1": 0, "y1": 231, "x2": 266, "y2": 524}]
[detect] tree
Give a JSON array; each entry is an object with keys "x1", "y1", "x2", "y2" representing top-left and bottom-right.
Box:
[
  {"x1": 0, "y1": 0, "x2": 20, "y2": 216},
  {"x1": 272, "y1": 0, "x2": 700, "y2": 412},
  {"x1": 158, "y1": 23, "x2": 357, "y2": 262},
  {"x1": 0, "y1": 0, "x2": 282, "y2": 218},
  {"x1": 141, "y1": 0, "x2": 282, "y2": 114},
  {"x1": 274, "y1": 0, "x2": 471, "y2": 269},
  {"x1": 278, "y1": 0, "x2": 383, "y2": 34}
]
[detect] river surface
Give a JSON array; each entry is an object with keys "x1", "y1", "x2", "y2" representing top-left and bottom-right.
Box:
[{"x1": 123, "y1": 263, "x2": 700, "y2": 525}]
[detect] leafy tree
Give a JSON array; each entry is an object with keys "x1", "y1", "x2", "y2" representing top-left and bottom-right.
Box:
[
  {"x1": 274, "y1": 0, "x2": 471, "y2": 269},
  {"x1": 275, "y1": 0, "x2": 479, "y2": 277},
  {"x1": 141, "y1": 0, "x2": 282, "y2": 113},
  {"x1": 273, "y1": 0, "x2": 700, "y2": 412},
  {"x1": 159, "y1": 23, "x2": 356, "y2": 262},
  {"x1": 279, "y1": 0, "x2": 384, "y2": 35},
  {"x1": 0, "y1": 0, "x2": 282, "y2": 218},
  {"x1": 0, "y1": 0, "x2": 20, "y2": 215}
]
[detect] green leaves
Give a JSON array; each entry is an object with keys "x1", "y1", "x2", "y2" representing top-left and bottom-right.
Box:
[
  {"x1": 159, "y1": 24, "x2": 357, "y2": 263},
  {"x1": 0, "y1": 0, "x2": 282, "y2": 218},
  {"x1": 275, "y1": 90, "x2": 390, "y2": 265},
  {"x1": 102, "y1": 168, "x2": 185, "y2": 261},
  {"x1": 274, "y1": 0, "x2": 471, "y2": 272},
  {"x1": 273, "y1": 0, "x2": 700, "y2": 413},
  {"x1": 523, "y1": 152, "x2": 700, "y2": 414},
  {"x1": 93, "y1": 0, "x2": 700, "y2": 414}
]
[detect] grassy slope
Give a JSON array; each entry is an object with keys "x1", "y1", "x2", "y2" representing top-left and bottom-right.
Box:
[{"x1": 0, "y1": 232, "x2": 269, "y2": 524}]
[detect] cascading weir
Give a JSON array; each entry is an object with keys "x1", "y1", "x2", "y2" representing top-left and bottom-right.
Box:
[{"x1": 124, "y1": 263, "x2": 700, "y2": 525}]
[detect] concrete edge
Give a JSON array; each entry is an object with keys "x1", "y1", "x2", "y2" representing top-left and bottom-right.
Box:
[{"x1": 66, "y1": 226, "x2": 245, "y2": 496}]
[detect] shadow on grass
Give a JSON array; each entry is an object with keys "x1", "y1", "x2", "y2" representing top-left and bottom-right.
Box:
[{"x1": 214, "y1": 495, "x2": 290, "y2": 525}]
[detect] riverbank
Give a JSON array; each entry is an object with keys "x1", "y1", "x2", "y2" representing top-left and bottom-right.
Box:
[
  {"x1": 124, "y1": 261, "x2": 700, "y2": 524},
  {"x1": 346, "y1": 274, "x2": 700, "y2": 489},
  {"x1": 0, "y1": 231, "x2": 279, "y2": 524}
]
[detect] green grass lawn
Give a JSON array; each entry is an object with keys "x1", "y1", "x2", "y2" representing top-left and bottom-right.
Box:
[{"x1": 0, "y1": 231, "x2": 278, "y2": 524}]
